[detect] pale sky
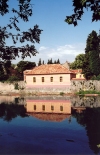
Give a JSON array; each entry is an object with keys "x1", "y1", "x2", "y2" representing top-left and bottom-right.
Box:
[{"x1": 1, "y1": 0, "x2": 100, "y2": 65}]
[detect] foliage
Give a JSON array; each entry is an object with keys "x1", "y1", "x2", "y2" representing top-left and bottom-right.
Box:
[
  {"x1": 0, "y1": 0, "x2": 42, "y2": 64},
  {"x1": 60, "y1": 92, "x2": 65, "y2": 96},
  {"x1": 82, "y1": 30, "x2": 100, "y2": 79},
  {"x1": 72, "y1": 107, "x2": 100, "y2": 154},
  {"x1": 38, "y1": 58, "x2": 42, "y2": 66},
  {"x1": 0, "y1": 71, "x2": 8, "y2": 81},
  {"x1": 17, "y1": 60, "x2": 36, "y2": 73},
  {"x1": 7, "y1": 75, "x2": 20, "y2": 83},
  {"x1": 70, "y1": 54, "x2": 85, "y2": 69},
  {"x1": 76, "y1": 90, "x2": 100, "y2": 95},
  {"x1": 65, "y1": 0, "x2": 100, "y2": 26},
  {"x1": 47, "y1": 58, "x2": 60, "y2": 64},
  {"x1": 47, "y1": 58, "x2": 53, "y2": 64},
  {"x1": 91, "y1": 74, "x2": 100, "y2": 80},
  {"x1": 14, "y1": 82, "x2": 19, "y2": 90},
  {"x1": 0, "y1": 103, "x2": 28, "y2": 122},
  {"x1": 17, "y1": 60, "x2": 36, "y2": 80}
]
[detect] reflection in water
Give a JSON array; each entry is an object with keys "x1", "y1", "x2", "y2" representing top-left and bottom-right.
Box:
[
  {"x1": 72, "y1": 107, "x2": 100, "y2": 154},
  {"x1": 25, "y1": 99, "x2": 71, "y2": 122},
  {"x1": 30, "y1": 113, "x2": 71, "y2": 122},
  {"x1": 25, "y1": 96, "x2": 100, "y2": 154},
  {"x1": 0, "y1": 102, "x2": 28, "y2": 122},
  {"x1": 0, "y1": 95, "x2": 100, "y2": 154}
]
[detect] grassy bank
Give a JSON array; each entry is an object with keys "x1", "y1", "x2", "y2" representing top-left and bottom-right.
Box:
[{"x1": 76, "y1": 90, "x2": 100, "y2": 96}]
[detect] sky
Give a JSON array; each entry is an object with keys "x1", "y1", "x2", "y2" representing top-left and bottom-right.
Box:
[{"x1": 1, "y1": 0, "x2": 100, "y2": 65}]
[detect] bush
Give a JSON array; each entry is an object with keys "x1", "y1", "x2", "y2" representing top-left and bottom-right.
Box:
[
  {"x1": 14, "y1": 83, "x2": 19, "y2": 90},
  {"x1": 60, "y1": 92, "x2": 64, "y2": 96},
  {"x1": 91, "y1": 74, "x2": 100, "y2": 80},
  {"x1": 7, "y1": 76, "x2": 20, "y2": 83}
]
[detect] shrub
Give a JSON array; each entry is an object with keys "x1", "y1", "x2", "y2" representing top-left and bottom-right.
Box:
[
  {"x1": 91, "y1": 74, "x2": 100, "y2": 80},
  {"x1": 7, "y1": 75, "x2": 20, "y2": 83},
  {"x1": 60, "y1": 92, "x2": 64, "y2": 96},
  {"x1": 14, "y1": 83, "x2": 19, "y2": 90}
]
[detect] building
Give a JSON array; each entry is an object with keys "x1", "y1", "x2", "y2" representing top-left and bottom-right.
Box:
[
  {"x1": 23, "y1": 64, "x2": 76, "y2": 89},
  {"x1": 62, "y1": 61, "x2": 70, "y2": 70},
  {"x1": 71, "y1": 69, "x2": 85, "y2": 80}
]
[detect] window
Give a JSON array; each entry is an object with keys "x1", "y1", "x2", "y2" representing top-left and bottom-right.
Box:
[
  {"x1": 33, "y1": 77, "x2": 36, "y2": 82},
  {"x1": 34, "y1": 105, "x2": 36, "y2": 110},
  {"x1": 60, "y1": 76, "x2": 63, "y2": 82},
  {"x1": 42, "y1": 105, "x2": 45, "y2": 111},
  {"x1": 60, "y1": 106, "x2": 63, "y2": 111},
  {"x1": 42, "y1": 77, "x2": 44, "y2": 82},
  {"x1": 50, "y1": 77, "x2": 53, "y2": 82},
  {"x1": 51, "y1": 105, "x2": 54, "y2": 111}
]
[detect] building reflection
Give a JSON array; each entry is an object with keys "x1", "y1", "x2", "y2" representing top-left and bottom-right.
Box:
[{"x1": 25, "y1": 99, "x2": 71, "y2": 122}]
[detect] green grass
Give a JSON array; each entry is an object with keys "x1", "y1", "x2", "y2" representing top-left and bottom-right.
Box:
[{"x1": 76, "y1": 90, "x2": 100, "y2": 95}]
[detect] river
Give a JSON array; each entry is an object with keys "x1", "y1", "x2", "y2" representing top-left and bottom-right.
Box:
[{"x1": 0, "y1": 95, "x2": 100, "y2": 155}]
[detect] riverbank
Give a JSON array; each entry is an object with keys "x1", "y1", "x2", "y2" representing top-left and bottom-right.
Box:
[{"x1": 0, "y1": 91, "x2": 99, "y2": 97}]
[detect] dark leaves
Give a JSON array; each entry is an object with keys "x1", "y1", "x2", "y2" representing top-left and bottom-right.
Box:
[
  {"x1": 0, "y1": 0, "x2": 42, "y2": 63},
  {"x1": 65, "y1": 0, "x2": 100, "y2": 26},
  {"x1": 0, "y1": 0, "x2": 9, "y2": 15}
]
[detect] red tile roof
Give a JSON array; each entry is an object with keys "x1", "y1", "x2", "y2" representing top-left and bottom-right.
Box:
[
  {"x1": 71, "y1": 69, "x2": 82, "y2": 74},
  {"x1": 24, "y1": 64, "x2": 75, "y2": 75}
]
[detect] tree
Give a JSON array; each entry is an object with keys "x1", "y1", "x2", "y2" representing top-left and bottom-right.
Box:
[
  {"x1": 0, "y1": 61, "x2": 11, "y2": 81},
  {"x1": 38, "y1": 58, "x2": 42, "y2": 66},
  {"x1": 56, "y1": 58, "x2": 60, "y2": 64},
  {"x1": 0, "y1": 0, "x2": 42, "y2": 64},
  {"x1": 82, "y1": 30, "x2": 100, "y2": 79},
  {"x1": 65, "y1": 0, "x2": 100, "y2": 26},
  {"x1": 54, "y1": 60, "x2": 57, "y2": 64},
  {"x1": 17, "y1": 60, "x2": 36, "y2": 79},
  {"x1": 70, "y1": 54, "x2": 85, "y2": 69}
]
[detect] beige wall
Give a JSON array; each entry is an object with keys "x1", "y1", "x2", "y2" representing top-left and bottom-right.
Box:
[
  {"x1": 26, "y1": 100, "x2": 71, "y2": 114},
  {"x1": 25, "y1": 74, "x2": 71, "y2": 86},
  {"x1": 76, "y1": 73, "x2": 84, "y2": 79}
]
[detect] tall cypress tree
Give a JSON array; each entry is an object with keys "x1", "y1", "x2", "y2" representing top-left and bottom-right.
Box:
[
  {"x1": 38, "y1": 58, "x2": 42, "y2": 66},
  {"x1": 83, "y1": 30, "x2": 100, "y2": 79}
]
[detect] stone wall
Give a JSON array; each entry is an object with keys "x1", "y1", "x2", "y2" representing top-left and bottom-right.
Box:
[
  {"x1": 0, "y1": 80, "x2": 100, "y2": 94},
  {"x1": 71, "y1": 80, "x2": 100, "y2": 92},
  {"x1": 0, "y1": 81, "x2": 25, "y2": 94}
]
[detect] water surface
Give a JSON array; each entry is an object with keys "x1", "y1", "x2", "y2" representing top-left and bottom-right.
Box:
[{"x1": 0, "y1": 95, "x2": 100, "y2": 155}]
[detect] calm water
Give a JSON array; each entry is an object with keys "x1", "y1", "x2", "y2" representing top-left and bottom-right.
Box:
[{"x1": 0, "y1": 95, "x2": 100, "y2": 155}]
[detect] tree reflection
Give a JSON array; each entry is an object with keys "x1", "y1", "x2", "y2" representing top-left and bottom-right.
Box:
[
  {"x1": 0, "y1": 102, "x2": 28, "y2": 122},
  {"x1": 72, "y1": 107, "x2": 100, "y2": 154}
]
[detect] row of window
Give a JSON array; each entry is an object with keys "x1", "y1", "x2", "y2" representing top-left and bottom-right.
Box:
[
  {"x1": 33, "y1": 76, "x2": 63, "y2": 83},
  {"x1": 33, "y1": 105, "x2": 63, "y2": 111}
]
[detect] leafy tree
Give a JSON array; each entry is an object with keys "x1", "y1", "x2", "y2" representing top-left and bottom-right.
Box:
[
  {"x1": 65, "y1": 0, "x2": 100, "y2": 26},
  {"x1": 83, "y1": 30, "x2": 100, "y2": 79},
  {"x1": 70, "y1": 54, "x2": 85, "y2": 69},
  {"x1": 0, "y1": 0, "x2": 42, "y2": 64},
  {"x1": 17, "y1": 60, "x2": 36, "y2": 80},
  {"x1": 17, "y1": 61, "x2": 36, "y2": 73},
  {"x1": 0, "y1": 61, "x2": 11, "y2": 81},
  {"x1": 7, "y1": 75, "x2": 20, "y2": 83}
]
